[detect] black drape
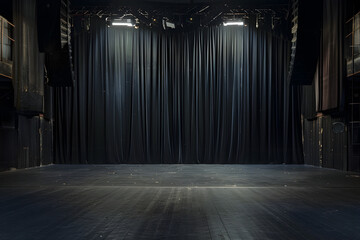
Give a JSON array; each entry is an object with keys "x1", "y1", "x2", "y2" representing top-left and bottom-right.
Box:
[
  {"x1": 54, "y1": 18, "x2": 303, "y2": 164},
  {"x1": 311, "y1": 0, "x2": 344, "y2": 113},
  {"x1": 13, "y1": 0, "x2": 44, "y2": 112},
  {"x1": 321, "y1": 0, "x2": 344, "y2": 112}
]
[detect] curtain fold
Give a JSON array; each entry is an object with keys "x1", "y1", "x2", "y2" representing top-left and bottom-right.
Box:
[{"x1": 55, "y1": 18, "x2": 303, "y2": 164}]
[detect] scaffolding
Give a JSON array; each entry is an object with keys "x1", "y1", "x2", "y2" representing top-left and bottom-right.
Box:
[
  {"x1": 0, "y1": 15, "x2": 14, "y2": 80},
  {"x1": 345, "y1": 10, "x2": 360, "y2": 171}
]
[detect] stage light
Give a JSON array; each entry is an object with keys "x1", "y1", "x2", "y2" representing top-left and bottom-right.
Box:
[
  {"x1": 112, "y1": 22, "x2": 133, "y2": 26},
  {"x1": 223, "y1": 21, "x2": 244, "y2": 26},
  {"x1": 162, "y1": 19, "x2": 175, "y2": 29},
  {"x1": 134, "y1": 19, "x2": 140, "y2": 29},
  {"x1": 111, "y1": 19, "x2": 134, "y2": 27}
]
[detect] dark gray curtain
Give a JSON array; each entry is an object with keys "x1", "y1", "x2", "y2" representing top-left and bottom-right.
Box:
[
  {"x1": 55, "y1": 18, "x2": 303, "y2": 164},
  {"x1": 13, "y1": 0, "x2": 44, "y2": 112},
  {"x1": 302, "y1": 0, "x2": 345, "y2": 117},
  {"x1": 318, "y1": 0, "x2": 344, "y2": 112}
]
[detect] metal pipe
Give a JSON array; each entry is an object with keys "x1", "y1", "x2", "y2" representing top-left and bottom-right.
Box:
[{"x1": 1, "y1": 18, "x2": 3, "y2": 61}]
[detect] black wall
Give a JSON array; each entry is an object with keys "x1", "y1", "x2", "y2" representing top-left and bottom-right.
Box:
[{"x1": 0, "y1": 0, "x2": 12, "y2": 20}]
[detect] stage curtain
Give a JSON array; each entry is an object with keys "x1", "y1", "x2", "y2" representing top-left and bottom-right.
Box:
[
  {"x1": 316, "y1": 0, "x2": 344, "y2": 112},
  {"x1": 13, "y1": 0, "x2": 44, "y2": 112},
  {"x1": 54, "y1": 18, "x2": 303, "y2": 164}
]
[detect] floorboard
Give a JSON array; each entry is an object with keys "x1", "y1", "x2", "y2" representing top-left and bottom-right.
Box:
[{"x1": 1, "y1": 165, "x2": 360, "y2": 240}]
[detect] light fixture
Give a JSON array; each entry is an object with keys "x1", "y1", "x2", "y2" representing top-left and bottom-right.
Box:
[
  {"x1": 134, "y1": 18, "x2": 140, "y2": 29},
  {"x1": 111, "y1": 18, "x2": 134, "y2": 27},
  {"x1": 223, "y1": 21, "x2": 244, "y2": 26},
  {"x1": 162, "y1": 18, "x2": 175, "y2": 29}
]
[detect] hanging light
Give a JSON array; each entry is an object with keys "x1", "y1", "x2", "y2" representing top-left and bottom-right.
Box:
[
  {"x1": 111, "y1": 18, "x2": 134, "y2": 27},
  {"x1": 223, "y1": 19, "x2": 244, "y2": 26},
  {"x1": 162, "y1": 18, "x2": 175, "y2": 29}
]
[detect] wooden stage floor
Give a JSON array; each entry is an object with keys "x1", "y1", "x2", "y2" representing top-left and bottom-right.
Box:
[{"x1": 0, "y1": 165, "x2": 360, "y2": 240}]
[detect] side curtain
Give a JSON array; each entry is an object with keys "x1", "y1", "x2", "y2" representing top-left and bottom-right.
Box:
[
  {"x1": 316, "y1": 0, "x2": 344, "y2": 112},
  {"x1": 13, "y1": 0, "x2": 44, "y2": 112},
  {"x1": 54, "y1": 18, "x2": 303, "y2": 164}
]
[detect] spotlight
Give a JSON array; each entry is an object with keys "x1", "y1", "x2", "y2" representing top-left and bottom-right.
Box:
[
  {"x1": 162, "y1": 18, "x2": 175, "y2": 29},
  {"x1": 112, "y1": 19, "x2": 134, "y2": 27},
  {"x1": 223, "y1": 19, "x2": 244, "y2": 26},
  {"x1": 134, "y1": 18, "x2": 140, "y2": 29}
]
